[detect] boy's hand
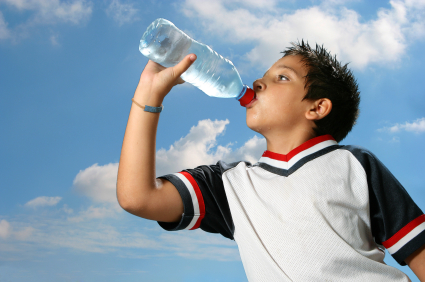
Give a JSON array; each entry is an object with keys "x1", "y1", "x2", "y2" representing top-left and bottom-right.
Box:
[{"x1": 134, "y1": 54, "x2": 197, "y2": 105}]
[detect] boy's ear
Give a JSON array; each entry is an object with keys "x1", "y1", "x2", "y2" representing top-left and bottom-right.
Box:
[{"x1": 305, "y1": 98, "x2": 332, "y2": 121}]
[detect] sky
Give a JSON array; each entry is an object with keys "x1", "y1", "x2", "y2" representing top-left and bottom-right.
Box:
[{"x1": 0, "y1": 0, "x2": 425, "y2": 281}]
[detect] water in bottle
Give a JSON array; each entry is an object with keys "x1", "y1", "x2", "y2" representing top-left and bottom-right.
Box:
[{"x1": 139, "y1": 18, "x2": 254, "y2": 106}]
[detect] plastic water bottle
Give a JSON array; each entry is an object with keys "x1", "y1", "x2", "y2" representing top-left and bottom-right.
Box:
[{"x1": 139, "y1": 18, "x2": 255, "y2": 107}]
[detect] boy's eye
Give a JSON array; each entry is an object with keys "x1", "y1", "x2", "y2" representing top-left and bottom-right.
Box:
[{"x1": 278, "y1": 75, "x2": 289, "y2": 81}]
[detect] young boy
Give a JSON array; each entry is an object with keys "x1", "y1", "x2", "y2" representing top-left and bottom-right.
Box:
[{"x1": 117, "y1": 41, "x2": 425, "y2": 281}]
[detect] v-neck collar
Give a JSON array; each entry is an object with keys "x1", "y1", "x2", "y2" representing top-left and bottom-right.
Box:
[{"x1": 256, "y1": 135, "x2": 338, "y2": 175}]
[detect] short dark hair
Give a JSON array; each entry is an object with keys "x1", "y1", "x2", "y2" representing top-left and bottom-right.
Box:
[{"x1": 282, "y1": 40, "x2": 360, "y2": 142}]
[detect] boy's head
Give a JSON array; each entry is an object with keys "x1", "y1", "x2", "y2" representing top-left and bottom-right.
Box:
[
  {"x1": 282, "y1": 41, "x2": 360, "y2": 142},
  {"x1": 247, "y1": 41, "x2": 360, "y2": 144}
]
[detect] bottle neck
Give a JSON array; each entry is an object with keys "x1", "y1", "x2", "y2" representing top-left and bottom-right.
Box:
[
  {"x1": 236, "y1": 85, "x2": 248, "y2": 100},
  {"x1": 237, "y1": 86, "x2": 255, "y2": 107}
]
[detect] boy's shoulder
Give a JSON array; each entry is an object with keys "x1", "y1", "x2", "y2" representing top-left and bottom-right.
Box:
[
  {"x1": 338, "y1": 144, "x2": 376, "y2": 156},
  {"x1": 216, "y1": 160, "x2": 252, "y2": 172},
  {"x1": 337, "y1": 144, "x2": 386, "y2": 169}
]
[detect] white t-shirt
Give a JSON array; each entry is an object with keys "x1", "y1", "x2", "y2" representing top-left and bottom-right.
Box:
[{"x1": 158, "y1": 135, "x2": 425, "y2": 281}]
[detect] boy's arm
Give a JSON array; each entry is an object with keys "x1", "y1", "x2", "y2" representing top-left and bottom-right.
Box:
[
  {"x1": 406, "y1": 244, "x2": 425, "y2": 281},
  {"x1": 116, "y1": 54, "x2": 196, "y2": 222}
]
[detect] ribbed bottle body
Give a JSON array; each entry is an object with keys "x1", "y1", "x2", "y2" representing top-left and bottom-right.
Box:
[{"x1": 139, "y1": 18, "x2": 245, "y2": 99}]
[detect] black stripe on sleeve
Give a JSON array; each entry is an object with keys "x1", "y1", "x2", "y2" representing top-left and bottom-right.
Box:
[{"x1": 156, "y1": 174, "x2": 194, "y2": 231}]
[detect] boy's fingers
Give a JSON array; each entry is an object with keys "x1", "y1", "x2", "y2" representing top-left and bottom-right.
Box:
[{"x1": 171, "y1": 54, "x2": 196, "y2": 79}]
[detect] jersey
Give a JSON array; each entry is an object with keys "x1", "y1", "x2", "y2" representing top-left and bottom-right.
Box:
[{"x1": 157, "y1": 135, "x2": 425, "y2": 281}]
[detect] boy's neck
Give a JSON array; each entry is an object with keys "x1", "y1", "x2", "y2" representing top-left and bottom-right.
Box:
[{"x1": 265, "y1": 129, "x2": 317, "y2": 155}]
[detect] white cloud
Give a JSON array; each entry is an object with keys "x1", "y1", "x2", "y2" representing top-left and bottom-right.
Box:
[
  {"x1": 214, "y1": 0, "x2": 278, "y2": 10},
  {"x1": 224, "y1": 135, "x2": 266, "y2": 164},
  {"x1": 24, "y1": 196, "x2": 62, "y2": 208},
  {"x1": 6, "y1": 218, "x2": 162, "y2": 253},
  {"x1": 0, "y1": 11, "x2": 10, "y2": 39},
  {"x1": 49, "y1": 33, "x2": 59, "y2": 45},
  {"x1": 72, "y1": 163, "x2": 121, "y2": 222},
  {"x1": 379, "y1": 117, "x2": 425, "y2": 133},
  {"x1": 0, "y1": 0, "x2": 92, "y2": 41},
  {"x1": 0, "y1": 213, "x2": 239, "y2": 261},
  {"x1": 390, "y1": 136, "x2": 400, "y2": 143},
  {"x1": 159, "y1": 230, "x2": 239, "y2": 261},
  {"x1": 67, "y1": 205, "x2": 118, "y2": 222},
  {"x1": 106, "y1": 0, "x2": 138, "y2": 26},
  {"x1": 73, "y1": 162, "x2": 119, "y2": 205},
  {"x1": 0, "y1": 220, "x2": 11, "y2": 239},
  {"x1": 2, "y1": 0, "x2": 93, "y2": 24},
  {"x1": 156, "y1": 119, "x2": 231, "y2": 176},
  {"x1": 15, "y1": 226, "x2": 34, "y2": 240},
  {"x1": 182, "y1": 0, "x2": 425, "y2": 69},
  {"x1": 62, "y1": 204, "x2": 74, "y2": 214},
  {"x1": 156, "y1": 119, "x2": 265, "y2": 175},
  {"x1": 0, "y1": 219, "x2": 34, "y2": 241}
]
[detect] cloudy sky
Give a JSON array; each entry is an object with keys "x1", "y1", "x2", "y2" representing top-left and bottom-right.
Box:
[{"x1": 1, "y1": 0, "x2": 425, "y2": 281}]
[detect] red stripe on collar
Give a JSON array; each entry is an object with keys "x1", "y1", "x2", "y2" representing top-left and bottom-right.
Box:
[{"x1": 262, "y1": 135, "x2": 335, "y2": 162}]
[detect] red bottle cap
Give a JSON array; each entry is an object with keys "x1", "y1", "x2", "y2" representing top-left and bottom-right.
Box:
[{"x1": 238, "y1": 87, "x2": 255, "y2": 107}]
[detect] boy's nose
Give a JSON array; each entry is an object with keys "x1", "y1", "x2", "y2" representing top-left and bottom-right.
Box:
[{"x1": 253, "y1": 79, "x2": 266, "y2": 92}]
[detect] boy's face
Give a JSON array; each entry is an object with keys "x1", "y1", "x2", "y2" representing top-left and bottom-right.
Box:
[{"x1": 246, "y1": 55, "x2": 313, "y2": 137}]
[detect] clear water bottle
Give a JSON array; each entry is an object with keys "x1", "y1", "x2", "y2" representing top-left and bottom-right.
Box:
[{"x1": 139, "y1": 18, "x2": 255, "y2": 107}]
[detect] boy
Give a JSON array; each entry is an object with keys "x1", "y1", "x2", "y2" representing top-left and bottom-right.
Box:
[{"x1": 117, "y1": 41, "x2": 425, "y2": 281}]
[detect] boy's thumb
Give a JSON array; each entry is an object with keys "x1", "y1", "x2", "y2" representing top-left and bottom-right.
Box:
[{"x1": 172, "y1": 54, "x2": 196, "y2": 78}]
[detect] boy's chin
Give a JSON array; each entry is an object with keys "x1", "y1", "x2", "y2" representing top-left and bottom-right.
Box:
[{"x1": 246, "y1": 122, "x2": 265, "y2": 135}]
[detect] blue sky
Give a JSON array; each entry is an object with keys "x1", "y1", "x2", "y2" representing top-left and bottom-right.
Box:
[{"x1": 1, "y1": 0, "x2": 425, "y2": 281}]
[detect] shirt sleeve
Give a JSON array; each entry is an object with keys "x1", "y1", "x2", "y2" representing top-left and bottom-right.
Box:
[
  {"x1": 346, "y1": 146, "x2": 425, "y2": 265},
  {"x1": 156, "y1": 161, "x2": 236, "y2": 240}
]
